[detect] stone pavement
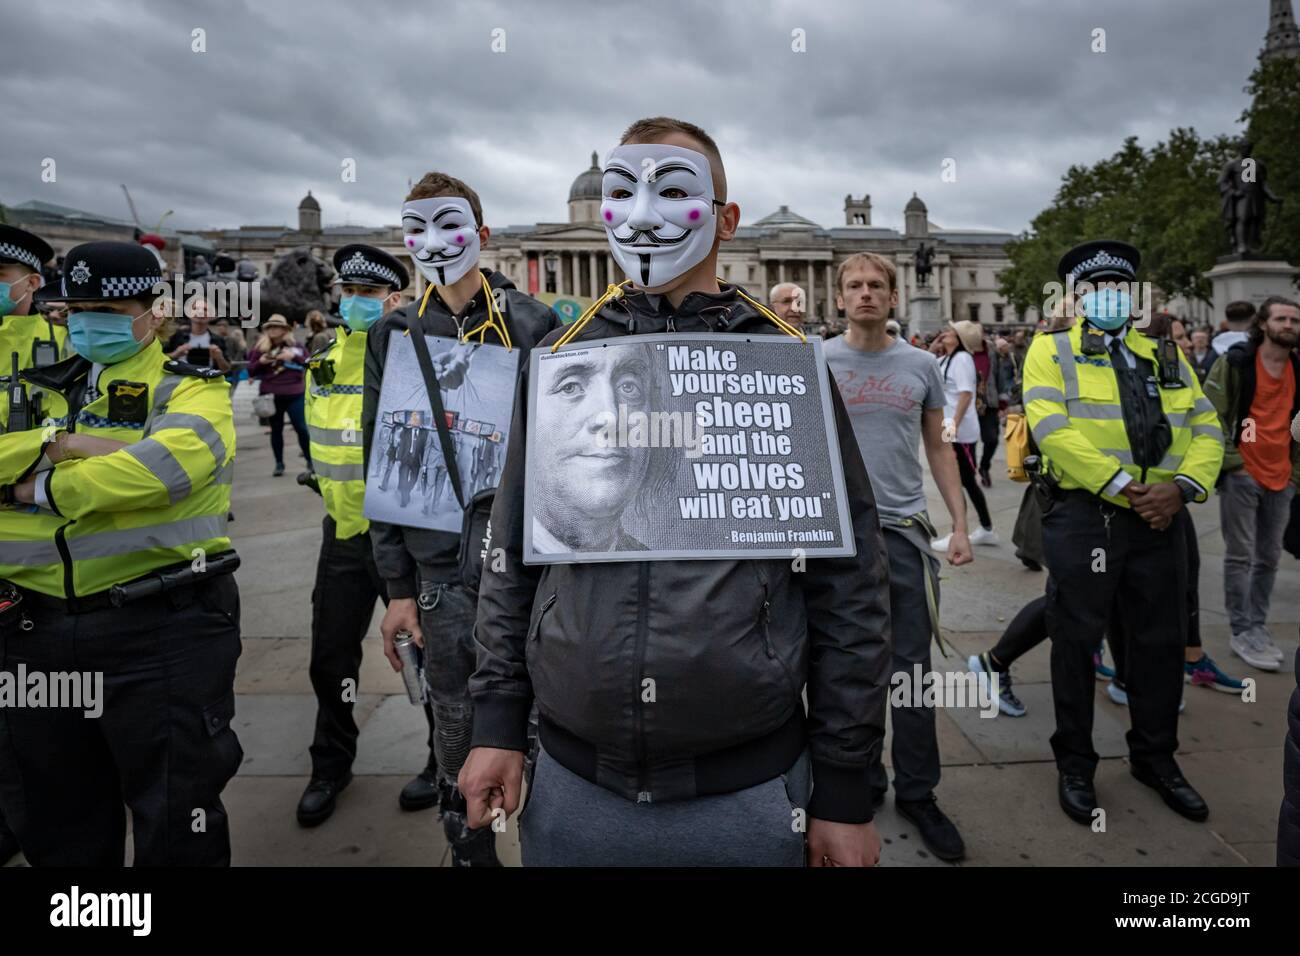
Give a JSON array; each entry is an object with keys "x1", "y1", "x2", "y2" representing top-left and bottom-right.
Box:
[{"x1": 7, "y1": 384, "x2": 1296, "y2": 867}]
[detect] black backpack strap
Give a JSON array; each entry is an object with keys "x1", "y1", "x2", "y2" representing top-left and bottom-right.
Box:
[{"x1": 403, "y1": 318, "x2": 466, "y2": 509}]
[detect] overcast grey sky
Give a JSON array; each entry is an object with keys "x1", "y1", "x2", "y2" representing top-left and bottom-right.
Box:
[{"x1": 1, "y1": 0, "x2": 1274, "y2": 236}]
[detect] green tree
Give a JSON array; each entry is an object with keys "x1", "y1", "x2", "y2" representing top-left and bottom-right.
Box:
[
  {"x1": 1241, "y1": 52, "x2": 1300, "y2": 268},
  {"x1": 999, "y1": 131, "x2": 1233, "y2": 314}
]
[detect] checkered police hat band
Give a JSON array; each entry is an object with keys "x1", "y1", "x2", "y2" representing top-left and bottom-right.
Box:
[
  {"x1": 1068, "y1": 250, "x2": 1134, "y2": 285},
  {"x1": 341, "y1": 251, "x2": 398, "y2": 286},
  {"x1": 0, "y1": 242, "x2": 41, "y2": 271},
  {"x1": 63, "y1": 275, "x2": 160, "y2": 298},
  {"x1": 102, "y1": 275, "x2": 160, "y2": 297}
]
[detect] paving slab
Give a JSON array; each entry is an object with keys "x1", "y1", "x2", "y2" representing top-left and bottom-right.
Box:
[
  {"x1": 924, "y1": 760, "x2": 1246, "y2": 867},
  {"x1": 234, "y1": 635, "x2": 395, "y2": 696},
  {"x1": 232, "y1": 693, "x2": 381, "y2": 777},
  {"x1": 353, "y1": 695, "x2": 438, "y2": 775},
  {"x1": 225, "y1": 775, "x2": 450, "y2": 866}
]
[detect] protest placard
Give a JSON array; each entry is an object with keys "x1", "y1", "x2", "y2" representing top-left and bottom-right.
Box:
[
  {"x1": 524, "y1": 332, "x2": 854, "y2": 563},
  {"x1": 365, "y1": 334, "x2": 519, "y2": 532}
]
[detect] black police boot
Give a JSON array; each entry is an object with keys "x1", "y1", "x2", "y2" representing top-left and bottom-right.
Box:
[
  {"x1": 296, "y1": 772, "x2": 352, "y2": 828},
  {"x1": 1058, "y1": 772, "x2": 1098, "y2": 825},
  {"x1": 0, "y1": 816, "x2": 20, "y2": 867},
  {"x1": 1131, "y1": 763, "x2": 1209, "y2": 822},
  {"x1": 399, "y1": 755, "x2": 440, "y2": 812},
  {"x1": 895, "y1": 794, "x2": 965, "y2": 862},
  {"x1": 440, "y1": 782, "x2": 501, "y2": 867}
]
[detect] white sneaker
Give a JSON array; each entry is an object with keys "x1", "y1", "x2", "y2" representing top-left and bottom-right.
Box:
[
  {"x1": 1250, "y1": 626, "x2": 1286, "y2": 662},
  {"x1": 1230, "y1": 631, "x2": 1280, "y2": 672},
  {"x1": 969, "y1": 527, "x2": 1000, "y2": 546},
  {"x1": 931, "y1": 534, "x2": 951, "y2": 553}
]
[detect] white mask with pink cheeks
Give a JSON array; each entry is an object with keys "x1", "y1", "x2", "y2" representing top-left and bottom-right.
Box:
[
  {"x1": 600, "y1": 143, "x2": 720, "y2": 289},
  {"x1": 400, "y1": 197, "x2": 481, "y2": 287}
]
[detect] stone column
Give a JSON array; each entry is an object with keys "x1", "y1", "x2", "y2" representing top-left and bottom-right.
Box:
[
  {"x1": 588, "y1": 251, "x2": 599, "y2": 298},
  {"x1": 778, "y1": 260, "x2": 786, "y2": 285},
  {"x1": 806, "y1": 260, "x2": 816, "y2": 323},
  {"x1": 569, "y1": 253, "x2": 579, "y2": 298},
  {"x1": 824, "y1": 261, "x2": 835, "y2": 326},
  {"x1": 897, "y1": 258, "x2": 910, "y2": 320}
]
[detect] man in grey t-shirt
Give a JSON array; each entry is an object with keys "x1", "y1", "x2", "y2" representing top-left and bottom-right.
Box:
[
  {"x1": 825, "y1": 253, "x2": 973, "y2": 863},
  {"x1": 825, "y1": 334, "x2": 945, "y2": 520}
]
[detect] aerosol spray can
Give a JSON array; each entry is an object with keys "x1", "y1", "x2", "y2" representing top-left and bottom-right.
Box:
[{"x1": 393, "y1": 630, "x2": 425, "y2": 705}]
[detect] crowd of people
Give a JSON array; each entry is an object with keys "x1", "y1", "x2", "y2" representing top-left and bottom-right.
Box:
[{"x1": 1, "y1": 113, "x2": 1298, "y2": 869}]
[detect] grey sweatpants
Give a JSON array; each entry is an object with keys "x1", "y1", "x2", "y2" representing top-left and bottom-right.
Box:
[
  {"x1": 520, "y1": 747, "x2": 810, "y2": 867},
  {"x1": 1219, "y1": 469, "x2": 1296, "y2": 636}
]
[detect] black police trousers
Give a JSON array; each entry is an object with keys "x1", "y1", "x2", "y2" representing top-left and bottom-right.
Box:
[
  {"x1": 308, "y1": 515, "x2": 435, "y2": 781},
  {"x1": 0, "y1": 572, "x2": 242, "y2": 866},
  {"x1": 1042, "y1": 493, "x2": 1189, "y2": 778}
]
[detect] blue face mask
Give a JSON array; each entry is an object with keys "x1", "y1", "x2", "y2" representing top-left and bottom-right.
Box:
[
  {"x1": 340, "y1": 294, "x2": 384, "y2": 332},
  {"x1": 68, "y1": 310, "x2": 149, "y2": 364},
  {"x1": 1079, "y1": 288, "x2": 1132, "y2": 331},
  {"x1": 0, "y1": 279, "x2": 30, "y2": 317}
]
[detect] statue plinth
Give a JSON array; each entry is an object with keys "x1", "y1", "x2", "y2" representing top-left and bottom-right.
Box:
[
  {"x1": 907, "y1": 288, "x2": 941, "y2": 339},
  {"x1": 1205, "y1": 256, "x2": 1299, "y2": 320}
]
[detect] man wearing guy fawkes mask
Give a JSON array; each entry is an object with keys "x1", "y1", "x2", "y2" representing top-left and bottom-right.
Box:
[
  {"x1": 360, "y1": 172, "x2": 558, "y2": 867},
  {"x1": 461, "y1": 117, "x2": 893, "y2": 868}
]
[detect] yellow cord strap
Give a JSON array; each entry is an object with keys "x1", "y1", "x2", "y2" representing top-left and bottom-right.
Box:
[
  {"x1": 418, "y1": 275, "x2": 513, "y2": 350},
  {"x1": 550, "y1": 281, "x2": 632, "y2": 352},
  {"x1": 548, "y1": 280, "x2": 807, "y2": 352},
  {"x1": 461, "y1": 274, "x2": 513, "y2": 350}
]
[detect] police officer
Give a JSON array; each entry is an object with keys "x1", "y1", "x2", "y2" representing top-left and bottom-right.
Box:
[
  {"x1": 297, "y1": 244, "x2": 443, "y2": 825},
  {"x1": 0, "y1": 223, "x2": 65, "y2": 865},
  {"x1": 0, "y1": 241, "x2": 242, "y2": 866},
  {"x1": 1, "y1": 225, "x2": 67, "y2": 430},
  {"x1": 1023, "y1": 240, "x2": 1223, "y2": 825}
]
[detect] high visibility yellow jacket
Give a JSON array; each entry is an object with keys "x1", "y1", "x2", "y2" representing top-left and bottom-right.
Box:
[
  {"x1": 0, "y1": 312, "x2": 69, "y2": 431},
  {"x1": 305, "y1": 327, "x2": 368, "y2": 539},
  {"x1": 0, "y1": 339, "x2": 235, "y2": 597},
  {"x1": 1023, "y1": 323, "x2": 1224, "y2": 507}
]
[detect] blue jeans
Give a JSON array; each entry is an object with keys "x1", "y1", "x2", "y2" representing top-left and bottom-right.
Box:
[
  {"x1": 416, "y1": 579, "x2": 478, "y2": 790},
  {"x1": 268, "y1": 392, "x2": 310, "y2": 467},
  {"x1": 1219, "y1": 469, "x2": 1296, "y2": 635}
]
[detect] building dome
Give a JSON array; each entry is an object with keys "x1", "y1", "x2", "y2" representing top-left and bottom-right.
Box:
[
  {"x1": 299, "y1": 190, "x2": 320, "y2": 211},
  {"x1": 569, "y1": 152, "x2": 603, "y2": 203},
  {"x1": 905, "y1": 192, "x2": 927, "y2": 213}
]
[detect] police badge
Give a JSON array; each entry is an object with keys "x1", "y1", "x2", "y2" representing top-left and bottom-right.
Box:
[{"x1": 107, "y1": 380, "x2": 149, "y2": 423}]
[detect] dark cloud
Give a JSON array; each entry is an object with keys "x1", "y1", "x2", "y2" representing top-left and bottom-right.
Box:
[{"x1": 1, "y1": 0, "x2": 1270, "y2": 236}]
